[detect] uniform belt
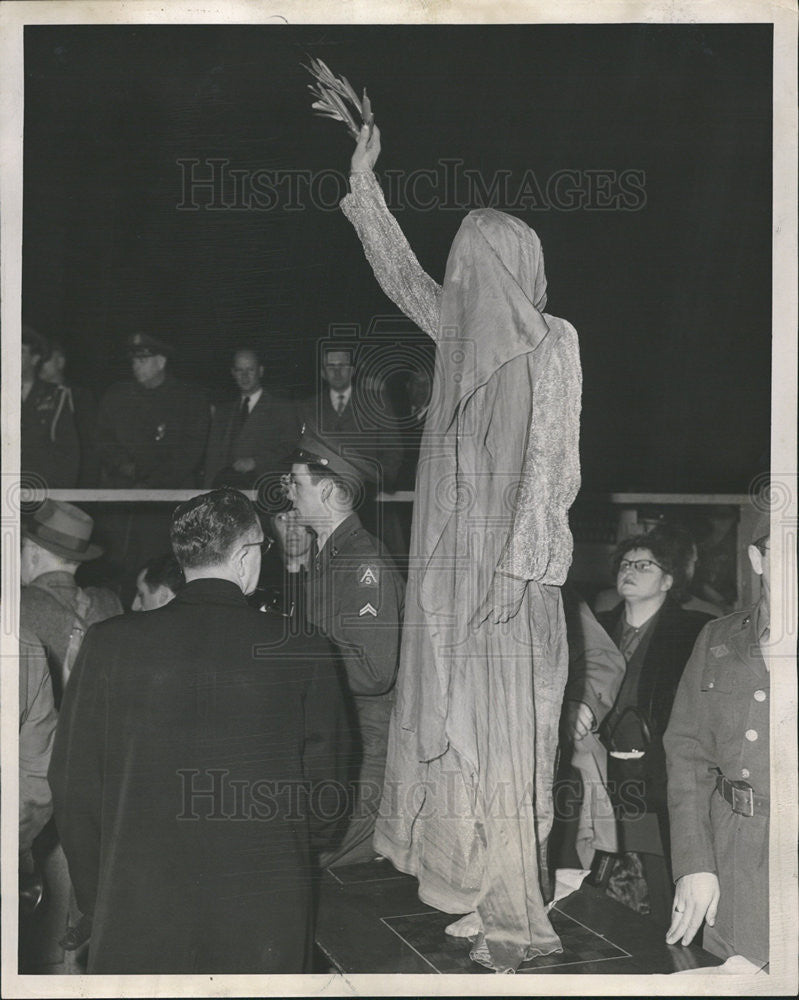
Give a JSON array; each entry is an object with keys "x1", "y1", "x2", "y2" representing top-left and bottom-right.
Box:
[{"x1": 715, "y1": 773, "x2": 769, "y2": 817}]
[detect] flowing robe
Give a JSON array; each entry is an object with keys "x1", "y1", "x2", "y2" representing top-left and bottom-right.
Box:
[{"x1": 341, "y1": 171, "x2": 582, "y2": 972}]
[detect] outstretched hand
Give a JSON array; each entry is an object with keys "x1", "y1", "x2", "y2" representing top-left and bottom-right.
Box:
[
  {"x1": 665, "y1": 872, "x2": 720, "y2": 947},
  {"x1": 470, "y1": 572, "x2": 528, "y2": 629},
  {"x1": 351, "y1": 122, "x2": 381, "y2": 173}
]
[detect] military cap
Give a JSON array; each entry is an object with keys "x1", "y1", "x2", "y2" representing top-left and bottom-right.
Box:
[
  {"x1": 286, "y1": 424, "x2": 377, "y2": 486},
  {"x1": 126, "y1": 332, "x2": 174, "y2": 358}
]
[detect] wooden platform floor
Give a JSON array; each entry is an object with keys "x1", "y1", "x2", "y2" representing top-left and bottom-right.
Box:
[{"x1": 316, "y1": 860, "x2": 723, "y2": 975}]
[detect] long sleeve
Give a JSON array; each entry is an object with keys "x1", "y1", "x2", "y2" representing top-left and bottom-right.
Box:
[
  {"x1": 48, "y1": 627, "x2": 105, "y2": 917},
  {"x1": 341, "y1": 170, "x2": 442, "y2": 340},
  {"x1": 498, "y1": 319, "x2": 582, "y2": 585},
  {"x1": 663, "y1": 624, "x2": 718, "y2": 879},
  {"x1": 94, "y1": 386, "x2": 132, "y2": 482},
  {"x1": 19, "y1": 635, "x2": 57, "y2": 856},
  {"x1": 300, "y1": 650, "x2": 352, "y2": 850}
]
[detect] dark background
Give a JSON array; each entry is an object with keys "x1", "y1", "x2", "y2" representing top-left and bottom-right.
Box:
[{"x1": 23, "y1": 23, "x2": 772, "y2": 493}]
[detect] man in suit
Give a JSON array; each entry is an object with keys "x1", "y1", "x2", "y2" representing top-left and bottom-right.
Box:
[
  {"x1": 204, "y1": 348, "x2": 298, "y2": 489},
  {"x1": 295, "y1": 346, "x2": 404, "y2": 550},
  {"x1": 664, "y1": 511, "x2": 771, "y2": 968},
  {"x1": 48, "y1": 488, "x2": 349, "y2": 973}
]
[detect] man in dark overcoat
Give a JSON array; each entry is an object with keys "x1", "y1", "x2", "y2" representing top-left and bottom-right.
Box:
[
  {"x1": 48, "y1": 488, "x2": 349, "y2": 973},
  {"x1": 664, "y1": 511, "x2": 771, "y2": 968}
]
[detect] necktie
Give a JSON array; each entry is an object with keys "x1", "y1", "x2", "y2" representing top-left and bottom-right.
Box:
[
  {"x1": 335, "y1": 393, "x2": 346, "y2": 415},
  {"x1": 239, "y1": 396, "x2": 250, "y2": 426}
]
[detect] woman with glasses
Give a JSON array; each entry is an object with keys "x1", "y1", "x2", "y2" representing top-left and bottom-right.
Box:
[{"x1": 596, "y1": 530, "x2": 714, "y2": 927}]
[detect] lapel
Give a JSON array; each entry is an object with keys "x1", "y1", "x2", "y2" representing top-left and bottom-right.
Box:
[{"x1": 728, "y1": 608, "x2": 767, "y2": 678}]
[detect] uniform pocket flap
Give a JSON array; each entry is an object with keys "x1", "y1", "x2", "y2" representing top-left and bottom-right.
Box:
[{"x1": 700, "y1": 663, "x2": 733, "y2": 693}]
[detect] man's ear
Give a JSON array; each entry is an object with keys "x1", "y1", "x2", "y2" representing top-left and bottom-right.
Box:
[
  {"x1": 747, "y1": 543, "x2": 764, "y2": 577},
  {"x1": 320, "y1": 478, "x2": 334, "y2": 504},
  {"x1": 661, "y1": 572, "x2": 673, "y2": 593}
]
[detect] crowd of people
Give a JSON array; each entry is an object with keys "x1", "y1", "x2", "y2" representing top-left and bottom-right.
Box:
[
  {"x1": 21, "y1": 325, "x2": 421, "y2": 496},
  {"x1": 16, "y1": 124, "x2": 771, "y2": 976}
]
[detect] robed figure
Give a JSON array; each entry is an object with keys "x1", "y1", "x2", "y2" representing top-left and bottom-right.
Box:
[{"x1": 339, "y1": 126, "x2": 582, "y2": 972}]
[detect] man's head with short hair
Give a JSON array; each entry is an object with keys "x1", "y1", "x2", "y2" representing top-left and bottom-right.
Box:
[
  {"x1": 170, "y1": 488, "x2": 264, "y2": 595},
  {"x1": 321, "y1": 348, "x2": 355, "y2": 393},
  {"x1": 748, "y1": 509, "x2": 770, "y2": 603},
  {"x1": 231, "y1": 349, "x2": 263, "y2": 396},
  {"x1": 132, "y1": 553, "x2": 186, "y2": 611},
  {"x1": 21, "y1": 325, "x2": 51, "y2": 382},
  {"x1": 287, "y1": 461, "x2": 358, "y2": 536},
  {"x1": 39, "y1": 338, "x2": 67, "y2": 385}
]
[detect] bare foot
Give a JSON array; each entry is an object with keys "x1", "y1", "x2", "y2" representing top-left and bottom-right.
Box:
[{"x1": 445, "y1": 911, "x2": 482, "y2": 938}]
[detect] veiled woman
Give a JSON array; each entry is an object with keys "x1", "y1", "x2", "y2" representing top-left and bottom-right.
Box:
[{"x1": 340, "y1": 124, "x2": 582, "y2": 972}]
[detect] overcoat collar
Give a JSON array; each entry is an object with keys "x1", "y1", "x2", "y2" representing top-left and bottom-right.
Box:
[
  {"x1": 729, "y1": 605, "x2": 767, "y2": 677},
  {"x1": 29, "y1": 570, "x2": 79, "y2": 596},
  {"x1": 174, "y1": 577, "x2": 249, "y2": 607}
]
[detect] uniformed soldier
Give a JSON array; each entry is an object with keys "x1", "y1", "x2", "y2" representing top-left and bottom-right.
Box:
[
  {"x1": 285, "y1": 426, "x2": 405, "y2": 867},
  {"x1": 96, "y1": 333, "x2": 210, "y2": 488},
  {"x1": 664, "y1": 510, "x2": 771, "y2": 968}
]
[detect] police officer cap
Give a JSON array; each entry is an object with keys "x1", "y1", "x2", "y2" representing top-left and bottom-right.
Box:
[
  {"x1": 286, "y1": 424, "x2": 377, "y2": 486},
  {"x1": 126, "y1": 332, "x2": 174, "y2": 358}
]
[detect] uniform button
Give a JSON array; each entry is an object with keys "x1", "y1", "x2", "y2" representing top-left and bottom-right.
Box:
[
  {"x1": 707, "y1": 681, "x2": 715, "y2": 689},
  {"x1": 745, "y1": 729, "x2": 758, "y2": 742},
  {"x1": 754, "y1": 689, "x2": 766, "y2": 702},
  {"x1": 741, "y1": 768, "x2": 751, "y2": 779}
]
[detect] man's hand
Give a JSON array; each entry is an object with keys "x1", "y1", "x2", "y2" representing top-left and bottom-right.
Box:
[
  {"x1": 233, "y1": 457, "x2": 256, "y2": 473},
  {"x1": 666, "y1": 872, "x2": 720, "y2": 947},
  {"x1": 561, "y1": 700, "x2": 595, "y2": 742},
  {"x1": 470, "y1": 572, "x2": 528, "y2": 629},
  {"x1": 351, "y1": 123, "x2": 381, "y2": 173}
]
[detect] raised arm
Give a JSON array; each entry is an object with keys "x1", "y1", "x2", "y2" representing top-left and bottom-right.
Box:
[{"x1": 340, "y1": 125, "x2": 442, "y2": 340}]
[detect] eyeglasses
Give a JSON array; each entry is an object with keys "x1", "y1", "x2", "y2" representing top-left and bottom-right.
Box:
[
  {"x1": 618, "y1": 558, "x2": 665, "y2": 574},
  {"x1": 242, "y1": 537, "x2": 275, "y2": 558}
]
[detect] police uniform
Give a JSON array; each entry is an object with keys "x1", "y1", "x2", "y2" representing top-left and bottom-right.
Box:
[
  {"x1": 664, "y1": 601, "x2": 769, "y2": 965},
  {"x1": 292, "y1": 432, "x2": 405, "y2": 867},
  {"x1": 96, "y1": 334, "x2": 210, "y2": 488}
]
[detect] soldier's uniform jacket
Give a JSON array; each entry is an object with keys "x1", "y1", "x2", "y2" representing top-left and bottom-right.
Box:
[
  {"x1": 96, "y1": 374, "x2": 210, "y2": 488},
  {"x1": 664, "y1": 604, "x2": 769, "y2": 966},
  {"x1": 305, "y1": 512, "x2": 405, "y2": 700},
  {"x1": 21, "y1": 378, "x2": 80, "y2": 488}
]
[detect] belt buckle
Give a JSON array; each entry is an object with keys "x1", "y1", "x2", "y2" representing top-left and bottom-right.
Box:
[{"x1": 730, "y1": 781, "x2": 754, "y2": 817}]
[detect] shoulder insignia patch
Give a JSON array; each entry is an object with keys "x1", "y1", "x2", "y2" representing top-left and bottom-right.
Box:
[
  {"x1": 359, "y1": 602, "x2": 378, "y2": 617},
  {"x1": 358, "y1": 564, "x2": 379, "y2": 587},
  {"x1": 711, "y1": 644, "x2": 729, "y2": 657}
]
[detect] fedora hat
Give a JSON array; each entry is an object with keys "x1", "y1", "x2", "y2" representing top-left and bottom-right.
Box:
[{"x1": 22, "y1": 500, "x2": 103, "y2": 561}]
